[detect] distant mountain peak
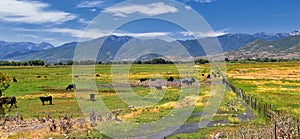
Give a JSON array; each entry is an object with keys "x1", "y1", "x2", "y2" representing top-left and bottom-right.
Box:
[
  {"x1": 289, "y1": 30, "x2": 300, "y2": 36},
  {"x1": 37, "y1": 42, "x2": 54, "y2": 50}
]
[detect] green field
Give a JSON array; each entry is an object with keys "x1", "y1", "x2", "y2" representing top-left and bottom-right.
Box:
[{"x1": 0, "y1": 62, "x2": 299, "y2": 138}]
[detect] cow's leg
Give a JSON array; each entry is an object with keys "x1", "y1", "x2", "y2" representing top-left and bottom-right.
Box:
[
  {"x1": 42, "y1": 101, "x2": 44, "y2": 105},
  {"x1": 50, "y1": 100, "x2": 52, "y2": 105}
]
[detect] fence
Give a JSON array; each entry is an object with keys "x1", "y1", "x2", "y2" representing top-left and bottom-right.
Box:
[{"x1": 216, "y1": 69, "x2": 300, "y2": 138}]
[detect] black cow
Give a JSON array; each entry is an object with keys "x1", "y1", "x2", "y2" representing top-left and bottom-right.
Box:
[
  {"x1": 167, "y1": 76, "x2": 174, "y2": 82},
  {"x1": 207, "y1": 74, "x2": 211, "y2": 79},
  {"x1": 96, "y1": 74, "x2": 101, "y2": 77},
  {"x1": 13, "y1": 77, "x2": 17, "y2": 82},
  {"x1": 39, "y1": 96, "x2": 52, "y2": 105},
  {"x1": 0, "y1": 96, "x2": 17, "y2": 108},
  {"x1": 139, "y1": 78, "x2": 148, "y2": 82},
  {"x1": 37, "y1": 75, "x2": 41, "y2": 78},
  {"x1": 66, "y1": 84, "x2": 76, "y2": 90}
]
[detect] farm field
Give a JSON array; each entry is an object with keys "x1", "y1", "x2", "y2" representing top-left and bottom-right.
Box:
[
  {"x1": 0, "y1": 62, "x2": 299, "y2": 138},
  {"x1": 226, "y1": 62, "x2": 300, "y2": 117}
]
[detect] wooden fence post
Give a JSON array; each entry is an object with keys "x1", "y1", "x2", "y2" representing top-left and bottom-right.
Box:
[
  {"x1": 254, "y1": 99, "x2": 257, "y2": 110},
  {"x1": 297, "y1": 119, "x2": 300, "y2": 136},
  {"x1": 274, "y1": 123, "x2": 277, "y2": 139},
  {"x1": 264, "y1": 103, "x2": 267, "y2": 117}
]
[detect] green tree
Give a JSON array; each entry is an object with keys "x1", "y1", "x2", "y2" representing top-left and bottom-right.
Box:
[
  {"x1": 195, "y1": 58, "x2": 209, "y2": 64},
  {"x1": 67, "y1": 60, "x2": 74, "y2": 65},
  {"x1": 0, "y1": 73, "x2": 10, "y2": 97}
]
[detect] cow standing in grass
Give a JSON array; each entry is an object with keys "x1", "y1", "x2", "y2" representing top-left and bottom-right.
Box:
[
  {"x1": 66, "y1": 84, "x2": 76, "y2": 90},
  {"x1": 139, "y1": 78, "x2": 148, "y2": 82},
  {"x1": 39, "y1": 96, "x2": 52, "y2": 105},
  {"x1": 13, "y1": 77, "x2": 17, "y2": 82},
  {"x1": 167, "y1": 76, "x2": 174, "y2": 82},
  {"x1": 0, "y1": 96, "x2": 17, "y2": 108}
]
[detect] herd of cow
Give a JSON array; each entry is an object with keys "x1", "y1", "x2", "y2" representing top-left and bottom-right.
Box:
[{"x1": 0, "y1": 75, "x2": 78, "y2": 111}]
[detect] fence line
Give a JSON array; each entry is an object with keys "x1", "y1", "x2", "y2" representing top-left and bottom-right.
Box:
[{"x1": 215, "y1": 69, "x2": 300, "y2": 138}]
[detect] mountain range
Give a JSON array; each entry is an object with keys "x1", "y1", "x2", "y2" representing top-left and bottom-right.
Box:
[
  {"x1": 1, "y1": 30, "x2": 300, "y2": 62},
  {"x1": 0, "y1": 41, "x2": 54, "y2": 60}
]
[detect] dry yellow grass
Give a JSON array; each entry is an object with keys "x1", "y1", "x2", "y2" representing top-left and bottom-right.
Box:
[
  {"x1": 20, "y1": 92, "x2": 75, "y2": 99},
  {"x1": 227, "y1": 66, "x2": 300, "y2": 81}
]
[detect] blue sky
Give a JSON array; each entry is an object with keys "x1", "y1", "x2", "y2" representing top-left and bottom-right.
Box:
[{"x1": 0, "y1": 0, "x2": 299, "y2": 46}]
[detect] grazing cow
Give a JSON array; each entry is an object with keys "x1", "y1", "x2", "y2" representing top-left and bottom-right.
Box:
[
  {"x1": 167, "y1": 76, "x2": 174, "y2": 82},
  {"x1": 44, "y1": 76, "x2": 47, "y2": 78},
  {"x1": 96, "y1": 74, "x2": 101, "y2": 77},
  {"x1": 207, "y1": 74, "x2": 211, "y2": 79},
  {"x1": 0, "y1": 96, "x2": 17, "y2": 108},
  {"x1": 37, "y1": 75, "x2": 41, "y2": 78},
  {"x1": 39, "y1": 96, "x2": 52, "y2": 105},
  {"x1": 202, "y1": 74, "x2": 205, "y2": 76},
  {"x1": 139, "y1": 78, "x2": 148, "y2": 82},
  {"x1": 66, "y1": 84, "x2": 76, "y2": 90},
  {"x1": 13, "y1": 77, "x2": 17, "y2": 82}
]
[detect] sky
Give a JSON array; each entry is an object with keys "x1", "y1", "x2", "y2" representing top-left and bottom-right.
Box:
[{"x1": 0, "y1": 0, "x2": 300, "y2": 46}]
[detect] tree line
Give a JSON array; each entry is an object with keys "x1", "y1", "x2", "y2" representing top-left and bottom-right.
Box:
[
  {"x1": 1, "y1": 57, "x2": 298, "y2": 66},
  {"x1": 0, "y1": 60, "x2": 45, "y2": 66}
]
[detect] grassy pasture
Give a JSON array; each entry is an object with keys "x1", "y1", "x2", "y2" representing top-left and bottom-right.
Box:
[
  {"x1": 0, "y1": 64, "x2": 209, "y2": 118},
  {"x1": 226, "y1": 62, "x2": 300, "y2": 117},
  {"x1": 1, "y1": 62, "x2": 299, "y2": 138}
]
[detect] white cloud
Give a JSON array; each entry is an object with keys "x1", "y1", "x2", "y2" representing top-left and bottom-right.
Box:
[
  {"x1": 185, "y1": 0, "x2": 215, "y2": 3},
  {"x1": 90, "y1": 9, "x2": 97, "y2": 12},
  {"x1": 114, "y1": 32, "x2": 170, "y2": 38},
  {"x1": 78, "y1": 18, "x2": 91, "y2": 24},
  {"x1": 21, "y1": 34, "x2": 39, "y2": 39},
  {"x1": 0, "y1": 0, "x2": 76, "y2": 24},
  {"x1": 18, "y1": 27, "x2": 170, "y2": 39},
  {"x1": 184, "y1": 6, "x2": 192, "y2": 10},
  {"x1": 48, "y1": 28, "x2": 170, "y2": 39},
  {"x1": 104, "y1": 2, "x2": 178, "y2": 17},
  {"x1": 77, "y1": 1, "x2": 104, "y2": 8},
  {"x1": 181, "y1": 30, "x2": 228, "y2": 38},
  {"x1": 45, "y1": 28, "x2": 101, "y2": 39},
  {"x1": 198, "y1": 0, "x2": 215, "y2": 3}
]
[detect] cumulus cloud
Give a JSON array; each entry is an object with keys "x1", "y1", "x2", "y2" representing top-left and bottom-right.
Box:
[
  {"x1": 77, "y1": 1, "x2": 104, "y2": 8},
  {"x1": 181, "y1": 30, "x2": 228, "y2": 38},
  {"x1": 104, "y1": 2, "x2": 178, "y2": 17},
  {"x1": 0, "y1": 0, "x2": 76, "y2": 24}
]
